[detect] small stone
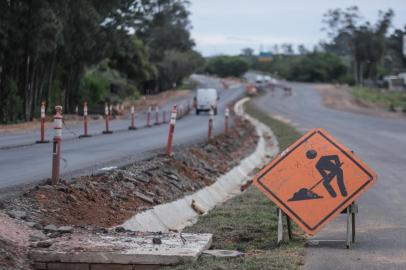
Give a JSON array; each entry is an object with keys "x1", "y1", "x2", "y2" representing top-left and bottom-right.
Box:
[
  {"x1": 48, "y1": 232, "x2": 63, "y2": 238},
  {"x1": 57, "y1": 186, "x2": 69, "y2": 192},
  {"x1": 26, "y1": 222, "x2": 37, "y2": 227},
  {"x1": 44, "y1": 224, "x2": 58, "y2": 232},
  {"x1": 94, "y1": 227, "x2": 109, "y2": 234},
  {"x1": 30, "y1": 231, "x2": 48, "y2": 242},
  {"x1": 33, "y1": 223, "x2": 44, "y2": 230},
  {"x1": 67, "y1": 194, "x2": 78, "y2": 203},
  {"x1": 36, "y1": 240, "x2": 53, "y2": 248},
  {"x1": 152, "y1": 237, "x2": 162, "y2": 245},
  {"x1": 7, "y1": 210, "x2": 27, "y2": 219},
  {"x1": 57, "y1": 226, "x2": 73, "y2": 233},
  {"x1": 123, "y1": 182, "x2": 135, "y2": 190},
  {"x1": 134, "y1": 191, "x2": 154, "y2": 204},
  {"x1": 115, "y1": 226, "x2": 126, "y2": 233},
  {"x1": 40, "y1": 185, "x2": 53, "y2": 190},
  {"x1": 203, "y1": 250, "x2": 245, "y2": 258}
]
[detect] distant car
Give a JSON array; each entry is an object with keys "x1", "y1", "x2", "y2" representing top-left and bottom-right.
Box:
[
  {"x1": 264, "y1": 75, "x2": 272, "y2": 83},
  {"x1": 255, "y1": 75, "x2": 264, "y2": 85},
  {"x1": 196, "y1": 88, "x2": 219, "y2": 115}
]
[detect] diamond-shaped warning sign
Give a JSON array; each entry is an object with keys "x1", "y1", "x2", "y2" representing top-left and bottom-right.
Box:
[{"x1": 253, "y1": 128, "x2": 377, "y2": 235}]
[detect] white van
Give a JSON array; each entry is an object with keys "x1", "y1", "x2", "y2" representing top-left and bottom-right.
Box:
[{"x1": 196, "y1": 88, "x2": 219, "y2": 115}]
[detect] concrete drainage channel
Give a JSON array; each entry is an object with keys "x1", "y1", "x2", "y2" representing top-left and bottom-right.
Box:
[
  {"x1": 29, "y1": 97, "x2": 280, "y2": 270},
  {"x1": 121, "y1": 97, "x2": 279, "y2": 232}
]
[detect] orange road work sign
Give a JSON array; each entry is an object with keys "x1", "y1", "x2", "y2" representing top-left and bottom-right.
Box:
[{"x1": 254, "y1": 128, "x2": 377, "y2": 235}]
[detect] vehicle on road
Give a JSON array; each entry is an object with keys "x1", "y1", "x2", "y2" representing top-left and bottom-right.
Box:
[
  {"x1": 196, "y1": 88, "x2": 219, "y2": 115},
  {"x1": 264, "y1": 75, "x2": 272, "y2": 83}
]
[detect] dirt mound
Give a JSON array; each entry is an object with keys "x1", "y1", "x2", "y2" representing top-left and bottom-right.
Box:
[{"x1": 314, "y1": 84, "x2": 404, "y2": 118}]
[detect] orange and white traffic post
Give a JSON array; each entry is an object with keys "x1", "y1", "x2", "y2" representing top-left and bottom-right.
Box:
[
  {"x1": 109, "y1": 104, "x2": 113, "y2": 119},
  {"x1": 208, "y1": 108, "x2": 214, "y2": 141},
  {"x1": 36, "y1": 101, "x2": 50, "y2": 144},
  {"x1": 51, "y1": 105, "x2": 63, "y2": 185},
  {"x1": 129, "y1": 105, "x2": 137, "y2": 130},
  {"x1": 79, "y1": 101, "x2": 92, "y2": 138},
  {"x1": 154, "y1": 106, "x2": 160, "y2": 125},
  {"x1": 103, "y1": 103, "x2": 113, "y2": 134},
  {"x1": 147, "y1": 106, "x2": 152, "y2": 127},
  {"x1": 224, "y1": 108, "x2": 230, "y2": 135},
  {"x1": 166, "y1": 105, "x2": 177, "y2": 156}
]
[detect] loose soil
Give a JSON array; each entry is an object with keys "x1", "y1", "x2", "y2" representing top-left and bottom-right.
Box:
[
  {"x1": 0, "y1": 117, "x2": 258, "y2": 269},
  {"x1": 314, "y1": 84, "x2": 405, "y2": 119}
]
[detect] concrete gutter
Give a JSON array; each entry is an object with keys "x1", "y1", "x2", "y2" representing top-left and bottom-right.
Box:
[{"x1": 121, "y1": 97, "x2": 280, "y2": 232}]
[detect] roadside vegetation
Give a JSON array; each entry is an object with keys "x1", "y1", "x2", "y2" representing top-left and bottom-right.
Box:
[
  {"x1": 165, "y1": 100, "x2": 305, "y2": 270},
  {"x1": 0, "y1": 0, "x2": 203, "y2": 123},
  {"x1": 353, "y1": 86, "x2": 406, "y2": 111},
  {"x1": 205, "y1": 56, "x2": 250, "y2": 78}
]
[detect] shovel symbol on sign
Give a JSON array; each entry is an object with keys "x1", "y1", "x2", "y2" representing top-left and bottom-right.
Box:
[{"x1": 288, "y1": 150, "x2": 346, "y2": 202}]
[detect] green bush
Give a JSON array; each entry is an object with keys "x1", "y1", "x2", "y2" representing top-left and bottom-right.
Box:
[
  {"x1": 206, "y1": 56, "x2": 250, "y2": 77},
  {"x1": 80, "y1": 73, "x2": 109, "y2": 104},
  {"x1": 253, "y1": 53, "x2": 347, "y2": 83},
  {"x1": 352, "y1": 86, "x2": 406, "y2": 110}
]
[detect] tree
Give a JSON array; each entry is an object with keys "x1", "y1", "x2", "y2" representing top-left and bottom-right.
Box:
[
  {"x1": 298, "y1": 45, "x2": 309, "y2": 55},
  {"x1": 157, "y1": 50, "x2": 204, "y2": 90},
  {"x1": 281, "y1": 43, "x2": 294, "y2": 55},
  {"x1": 206, "y1": 56, "x2": 250, "y2": 78},
  {"x1": 322, "y1": 6, "x2": 394, "y2": 83},
  {"x1": 241, "y1": 48, "x2": 254, "y2": 57},
  {"x1": 0, "y1": 0, "x2": 201, "y2": 123},
  {"x1": 385, "y1": 27, "x2": 406, "y2": 73}
]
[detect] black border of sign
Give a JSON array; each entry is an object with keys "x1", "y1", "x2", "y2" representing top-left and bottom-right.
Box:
[{"x1": 257, "y1": 130, "x2": 375, "y2": 232}]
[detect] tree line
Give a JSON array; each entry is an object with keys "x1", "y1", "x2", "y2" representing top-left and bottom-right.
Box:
[
  {"x1": 205, "y1": 6, "x2": 405, "y2": 85},
  {"x1": 0, "y1": 0, "x2": 203, "y2": 123}
]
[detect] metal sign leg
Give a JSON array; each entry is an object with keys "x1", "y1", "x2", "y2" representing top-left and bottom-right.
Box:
[
  {"x1": 277, "y1": 208, "x2": 283, "y2": 245},
  {"x1": 352, "y1": 202, "x2": 356, "y2": 243},
  {"x1": 346, "y1": 206, "x2": 352, "y2": 249},
  {"x1": 286, "y1": 215, "x2": 293, "y2": 240}
]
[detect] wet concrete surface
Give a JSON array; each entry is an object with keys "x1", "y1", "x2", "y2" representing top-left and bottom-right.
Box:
[{"x1": 253, "y1": 82, "x2": 406, "y2": 270}]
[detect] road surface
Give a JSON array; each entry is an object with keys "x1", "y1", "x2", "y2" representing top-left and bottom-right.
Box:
[
  {"x1": 0, "y1": 76, "x2": 244, "y2": 196},
  {"x1": 253, "y1": 82, "x2": 406, "y2": 270}
]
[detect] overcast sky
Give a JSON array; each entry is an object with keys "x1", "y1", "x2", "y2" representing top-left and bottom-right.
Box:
[{"x1": 189, "y1": 0, "x2": 406, "y2": 56}]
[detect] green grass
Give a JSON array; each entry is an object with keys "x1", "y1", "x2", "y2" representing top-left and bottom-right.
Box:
[
  {"x1": 352, "y1": 86, "x2": 406, "y2": 111},
  {"x1": 163, "y1": 100, "x2": 305, "y2": 270},
  {"x1": 244, "y1": 101, "x2": 302, "y2": 150}
]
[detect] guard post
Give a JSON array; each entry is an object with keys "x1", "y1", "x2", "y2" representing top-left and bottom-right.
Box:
[
  {"x1": 36, "y1": 101, "x2": 50, "y2": 144},
  {"x1": 51, "y1": 105, "x2": 63, "y2": 185},
  {"x1": 102, "y1": 103, "x2": 113, "y2": 134},
  {"x1": 79, "y1": 101, "x2": 91, "y2": 138},
  {"x1": 208, "y1": 108, "x2": 214, "y2": 141},
  {"x1": 155, "y1": 106, "x2": 159, "y2": 125},
  {"x1": 166, "y1": 105, "x2": 177, "y2": 156},
  {"x1": 224, "y1": 108, "x2": 230, "y2": 135},
  {"x1": 129, "y1": 105, "x2": 136, "y2": 130},
  {"x1": 147, "y1": 106, "x2": 151, "y2": 127}
]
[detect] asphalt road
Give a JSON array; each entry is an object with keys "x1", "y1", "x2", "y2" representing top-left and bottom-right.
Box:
[
  {"x1": 253, "y1": 82, "x2": 406, "y2": 270},
  {"x1": 0, "y1": 90, "x2": 194, "y2": 150},
  {"x1": 0, "y1": 75, "x2": 244, "y2": 195}
]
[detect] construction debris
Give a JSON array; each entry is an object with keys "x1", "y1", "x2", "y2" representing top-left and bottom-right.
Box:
[{"x1": 29, "y1": 232, "x2": 213, "y2": 268}]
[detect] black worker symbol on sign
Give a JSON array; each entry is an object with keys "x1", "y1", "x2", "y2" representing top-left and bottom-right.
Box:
[{"x1": 288, "y1": 150, "x2": 348, "y2": 202}]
